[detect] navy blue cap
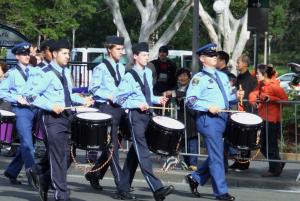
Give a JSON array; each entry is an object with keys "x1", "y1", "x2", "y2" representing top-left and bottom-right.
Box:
[
  {"x1": 11, "y1": 42, "x2": 31, "y2": 55},
  {"x1": 49, "y1": 39, "x2": 70, "y2": 51},
  {"x1": 196, "y1": 43, "x2": 217, "y2": 56},
  {"x1": 105, "y1": 35, "x2": 124, "y2": 45},
  {"x1": 132, "y1": 42, "x2": 149, "y2": 54},
  {"x1": 40, "y1": 39, "x2": 55, "y2": 51}
]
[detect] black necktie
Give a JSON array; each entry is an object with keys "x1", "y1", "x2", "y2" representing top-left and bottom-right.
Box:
[
  {"x1": 62, "y1": 68, "x2": 72, "y2": 107},
  {"x1": 215, "y1": 72, "x2": 229, "y2": 109},
  {"x1": 25, "y1": 68, "x2": 29, "y2": 80},
  {"x1": 143, "y1": 73, "x2": 152, "y2": 106},
  {"x1": 116, "y1": 64, "x2": 121, "y2": 85}
]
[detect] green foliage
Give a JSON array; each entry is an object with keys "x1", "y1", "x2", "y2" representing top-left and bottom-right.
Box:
[{"x1": 0, "y1": 0, "x2": 97, "y2": 42}]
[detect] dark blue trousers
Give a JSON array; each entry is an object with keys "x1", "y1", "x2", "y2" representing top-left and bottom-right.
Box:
[
  {"x1": 6, "y1": 107, "x2": 37, "y2": 178},
  {"x1": 91, "y1": 103, "x2": 124, "y2": 187},
  {"x1": 41, "y1": 111, "x2": 72, "y2": 201},
  {"x1": 191, "y1": 112, "x2": 229, "y2": 196},
  {"x1": 118, "y1": 110, "x2": 163, "y2": 193}
]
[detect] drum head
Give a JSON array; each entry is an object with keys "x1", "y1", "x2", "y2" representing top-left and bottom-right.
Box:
[
  {"x1": 71, "y1": 107, "x2": 99, "y2": 113},
  {"x1": 76, "y1": 112, "x2": 112, "y2": 121},
  {"x1": 231, "y1": 112, "x2": 262, "y2": 125},
  {"x1": 0, "y1": 110, "x2": 16, "y2": 117},
  {"x1": 152, "y1": 116, "x2": 185, "y2": 130}
]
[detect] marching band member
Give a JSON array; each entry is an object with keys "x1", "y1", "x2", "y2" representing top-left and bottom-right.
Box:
[
  {"x1": 185, "y1": 43, "x2": 238, "y2": 201},
  {"x1": 86, "y1": 35, "x2": 125, "y2": 190},
  {"x1": 0, "y1": 42, "x2": 39, "y2": 186},
  {"x1": 24, "y1": 39, "x2": 93, "y2": 201},
  {"x1": 113, "y1": 42, "x2": 174, "y2": 201}
]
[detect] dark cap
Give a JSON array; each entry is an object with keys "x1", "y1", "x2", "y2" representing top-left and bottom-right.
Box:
[
  {"x1": 11, "y1": 42, "x2": 31, "y2": 55},
  {"x1": 132, "y1": 42, "x2": 149, "y2": 55},
  {"x1": 159, "y1": 45, "x2": 168, "y2": 54},
  {"x1": 40, "y1": 39, "x2": 55, "y2": 51},
  {"x1": 196, "y1": 43, "x2": 217, "y2": 56},
  {"x1": 49, "y1": 39, "x2": 70, "y2": 52},
  {"x1": 105, "y1": 35, "x2": 124, "y2": 45}
]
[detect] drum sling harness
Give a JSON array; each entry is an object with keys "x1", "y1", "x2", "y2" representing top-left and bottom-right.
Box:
[
  {"x1": 15, "y1": 65, "x2": 28, "y2": 81},
  {"x1": 103, "y1": 59, "x2": 121, "y2": 87}
]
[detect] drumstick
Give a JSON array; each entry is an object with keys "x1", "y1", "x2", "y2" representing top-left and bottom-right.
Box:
[
  {"x1": 64, "y1": 105, "x2": 87, "y2": 110},
  {"x1": 149, "y1": 106, "x2": 175, "y2": 110},
  {"x1": 219, "y1": 109, "x2": 245, "y2": 113},
  {"x1": 239, "y1": 84, "x2": 243, "y2": 106},
  {"x1": 162, "y1": 95, "x2": 166, "y2": 116}
]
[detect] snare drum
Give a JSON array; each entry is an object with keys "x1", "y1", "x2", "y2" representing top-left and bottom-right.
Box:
[
  {"x1": 0, "y1": 110, "x2": 16, "y2": 145},
  {"x1": 146, "y1": 116, "x2": 185, "y2": 156},
  {"x1": 71, "y1": 107, "x2": 99, "y2": 113},
  {"x1": 71, "y1": 112, "x2": 112, "y2": 150},
  {"x1": 227, "y1": 112, "x2": 262, "y2": 150}
]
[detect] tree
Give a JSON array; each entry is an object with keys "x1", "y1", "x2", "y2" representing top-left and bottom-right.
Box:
[
  {"x1": 0, "y1": 0, "x2": 97, "y2": 42},
  {"x1": 104, "y1": 0, "x2": 193, "y2": 60},
  {"x1": 196, "y1": 0, "x2": 250, "y2": 73}
]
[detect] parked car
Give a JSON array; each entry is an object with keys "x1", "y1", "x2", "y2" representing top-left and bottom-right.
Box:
[{"x1": 277, "y1": 72, "x2": 296, "y2": 92}]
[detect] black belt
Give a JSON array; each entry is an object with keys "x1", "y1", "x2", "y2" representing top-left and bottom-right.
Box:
[
  {"x1": 129, "y1": 108, "x2": 152, "y2": 115},
  {"x1": 95, "y1": 101, "x2": 120, "y2": 108}
]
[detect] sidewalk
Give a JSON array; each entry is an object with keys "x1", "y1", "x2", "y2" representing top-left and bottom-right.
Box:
[{"x1": 1, "y1": 149, "x2": 299, "y2": 191}]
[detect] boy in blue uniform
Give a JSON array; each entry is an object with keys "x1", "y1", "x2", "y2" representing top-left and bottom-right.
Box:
[
  {"x1": 0, "y1": 42, "x2": 39, "y2": 186},
  {"x1": 113, "y1": 42, "x2": 174, "y2": 201},
  {"x1": 185, "y1": 43, "x2": 237, "y2": 201},
  {"x1": 85, "y1": 35, "x2": 125, "y2": 190},
  {"x1": 24, "y1": 39, "x2": 93, "y2": 201}
]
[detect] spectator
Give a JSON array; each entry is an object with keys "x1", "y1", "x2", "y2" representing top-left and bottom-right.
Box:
[
  {"x1": 164, "y1": 68, "x2": 198, "y2": 170},
  {"x1": 249, "y1": 64, "x2": 287, "y2": 177},
  {"x1": 229, "y1": 54, "x2": 257, "y2": 171},
  {"x1": 151, "y1": 45, "x2": 177, "y2": 95}
]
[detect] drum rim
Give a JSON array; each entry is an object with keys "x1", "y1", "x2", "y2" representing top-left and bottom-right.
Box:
[
  {"x1": 151, "y1": 116, "x2": 185, "y2": 131},
  {"x1": 75, "y1": 112, "x2": 112, "y2": 122},
  {"x1": 230, "y1": 112, "x2": 263, "y2": 126},
  {"x1": 0, "y1": 109, "x2": 16, "y2": 117},
  {"x1": 71, "y1": 107, "x2": 99, "y2": 113}
]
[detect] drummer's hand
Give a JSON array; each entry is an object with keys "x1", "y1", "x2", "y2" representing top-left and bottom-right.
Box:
[
  {"x1": 208, "y1": 105, "x2": 220, "y2": 114},
  {"x1": 138, "y1": 103, "x2": 149, "y2": 111},
  {"x1": 237, "y1": 89, "x2": 245, "y2": 100},
  {"x1": 52, "y1": 104, "x2": 64, "y2": 114},
  {"x1": 84, "y1": 96, "x2": 94, "y2": 107},
  {"x1": 17, "y1": 96, "x2": 29, "y2": 106},
  {"x1": 159, "y1": 96, "x2": 169, "y2": 105},
  {"x1": 163, "y1": 90, "x2": 172, "y2": 97}
]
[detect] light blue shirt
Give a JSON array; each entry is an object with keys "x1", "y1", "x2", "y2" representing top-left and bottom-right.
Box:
[
  {"x1": 186, "y1": 67, "x2": 235, "y2": 111},
  {"x1": 0, "y1": 63, "x2": 40, "y2": 104},
  {"x1": 24, "y1": 61, "x2": 85, "y2": 111},
  {"x1": 89, "y1": 57, "x2": 125, "y2": 103},
  {"x1": 113, "y1": 65, "x2": 160, "y2": 109}
]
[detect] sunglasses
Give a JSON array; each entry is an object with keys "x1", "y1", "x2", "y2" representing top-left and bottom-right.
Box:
[{"x1": 18, "y1": 52, "x2": 30, "y2": 56}]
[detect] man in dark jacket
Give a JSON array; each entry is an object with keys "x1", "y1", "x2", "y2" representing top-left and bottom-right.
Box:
[{"x1": 151, "y1": 45, "x2": 177, "y2": 95}]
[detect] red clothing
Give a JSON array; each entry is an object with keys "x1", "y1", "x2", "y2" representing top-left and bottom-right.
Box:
[{"x1": 249, "y1": 80, "x2": 288, "y2": 123}]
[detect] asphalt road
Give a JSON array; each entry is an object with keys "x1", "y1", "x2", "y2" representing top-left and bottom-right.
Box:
[{"x1": 0, "y1": 172, "x2": 299, "y2": 201}]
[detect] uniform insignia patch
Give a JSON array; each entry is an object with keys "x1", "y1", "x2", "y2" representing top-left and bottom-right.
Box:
[{"x1": 192, "y1": 77, "x2": 200, "y2": 86}]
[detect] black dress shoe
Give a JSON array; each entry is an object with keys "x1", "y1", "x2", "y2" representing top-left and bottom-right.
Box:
[
  {"x1": 4, "y1": 171, "x2": 22, "y2": 185},
  {"x1": 115, "y1": 190, "x2": 136, "y2": 200},
  {"x1": 26, "y1": 168, "x2": 39, "y2": 189},
  {"x1": 85, "y1": 172, "x2": 103, "y2": 190},
  {"x1": 154, "y1": 185, "x2": 175, "y2": 201},
  {"x1": 216, "y1": 193, "x2": 235, "y2": 201},
  {"x1": 185, "y1": 174, "x2": 201, "y2": 197},
  {"x1": 3, "y1": 146, "x2": 17, "y2": 157},
  {"x1": 39, "y1": 181, "x2": 49, "y2": 201}
]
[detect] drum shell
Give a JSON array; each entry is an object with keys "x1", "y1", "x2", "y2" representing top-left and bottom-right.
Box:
[
  {"x1": 71, "y1": 115, "x2": 112, "y2": 150},
  {"x1": 146, "y1": 117, "x2": 184, "y2": 156},
  {"x1": 0, "y1": 114, "x2": 16, "y2": 145},
  {"x1": 227, "y1": 118, "x2": 261, "y2": 150}
]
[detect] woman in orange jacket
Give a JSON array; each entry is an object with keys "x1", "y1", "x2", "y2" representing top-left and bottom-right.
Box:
[{"x1": 249, "y1": 64, "x2": 288, "y2": 177}]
